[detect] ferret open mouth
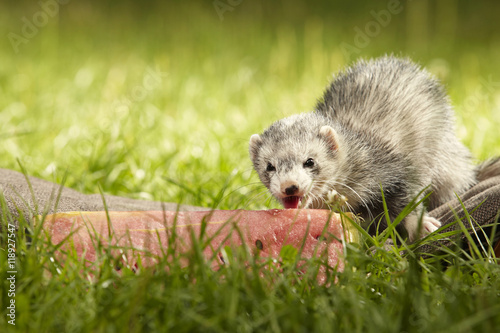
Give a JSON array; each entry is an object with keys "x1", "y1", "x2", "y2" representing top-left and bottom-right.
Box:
[{"x1": 282, "y1": 196, "x2": 302, "y2": 209}]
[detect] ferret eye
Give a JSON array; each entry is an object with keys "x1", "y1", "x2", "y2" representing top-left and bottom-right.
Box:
[
  {"x1": 303, "y1": 158, "x2": 315, "y2": 168},
  {"x1": 266, "y1": 162, "x2": 276, "y2": 172}
]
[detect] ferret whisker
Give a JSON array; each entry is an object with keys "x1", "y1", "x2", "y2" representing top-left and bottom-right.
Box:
[
  {"x1": 344, "y1": 201, "x2": 356, "y2": 216},
  {"x1": 225, "y1": 183, "x2": 268, "y2": 197},
  {"x1": 341, "y1": 176, "x2": 376, "y2": 195},
  {"x1": 245, "y1": 189, "x2": 272, "y2": 206},
  {"x1": 329, "y1": 180, "x2": 375, "y2": 221}
]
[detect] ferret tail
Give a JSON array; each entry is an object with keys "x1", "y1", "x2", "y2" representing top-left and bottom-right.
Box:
[{"x1": 475, "y1": 157, "x2": 500, "y2": 182}]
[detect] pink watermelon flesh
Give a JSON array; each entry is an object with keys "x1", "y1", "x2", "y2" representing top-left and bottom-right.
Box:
[{"x1": 42, "y1": 209, "x2": 353, "y2": 283}]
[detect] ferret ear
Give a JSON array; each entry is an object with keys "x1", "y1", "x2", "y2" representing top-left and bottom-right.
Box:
[
  {"x1": 319, "y1": 126, "x2": 339, "y2": 152},
  {"x1": 249, "y1": 134, "x2": 263, "y2": 161}
]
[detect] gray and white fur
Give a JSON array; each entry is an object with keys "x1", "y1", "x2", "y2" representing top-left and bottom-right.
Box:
[{"x1": 249, "y1": 56, "x2": 477, "y2": 242}]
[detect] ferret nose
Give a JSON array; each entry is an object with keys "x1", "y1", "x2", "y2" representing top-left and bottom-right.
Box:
[{"x1": 285, "y1": 185, "x2": 299, "y2": 196}]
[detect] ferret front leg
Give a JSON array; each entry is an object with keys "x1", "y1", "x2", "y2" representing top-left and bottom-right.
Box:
[{"x1": 326, "y1": 189, "x2": 348, "y2": 211}]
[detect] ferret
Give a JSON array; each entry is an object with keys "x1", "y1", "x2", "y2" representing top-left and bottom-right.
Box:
[{"x1": 249, "y1": 56, "x2": 478, "y2": 242}]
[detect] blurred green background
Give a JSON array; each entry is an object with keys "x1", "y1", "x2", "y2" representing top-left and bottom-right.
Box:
[{"x1": 1, "y1": 0, "x2": 500, "y2": 209}]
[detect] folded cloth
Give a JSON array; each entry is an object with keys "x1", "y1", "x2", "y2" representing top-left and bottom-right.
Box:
[
  {"x1": 0, "y1": 168, "x2": 208, "y2": 226},
  {"x1": 420, "y1": 175, "x2": 500, "y2": 254}
]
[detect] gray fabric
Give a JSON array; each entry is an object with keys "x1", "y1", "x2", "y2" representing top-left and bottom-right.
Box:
[
  {"x1": 1, "y1": 168, "x2": 499, "y2": 254},
  {"x1": 418, "y1": 175, "x2": 500, "y2": 254},
  {"x1": 0, "y1": 168, "x2": 208, "y2": 227}
]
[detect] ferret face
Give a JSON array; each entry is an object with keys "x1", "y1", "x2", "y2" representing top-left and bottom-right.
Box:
[{"x1": 249, "y1": 114, "x2": 341, "y2": 209}]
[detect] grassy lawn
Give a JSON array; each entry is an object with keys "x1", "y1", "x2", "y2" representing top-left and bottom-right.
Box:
[{"x1": 1, "y1": 0, "x2": 500, "y2": 332}]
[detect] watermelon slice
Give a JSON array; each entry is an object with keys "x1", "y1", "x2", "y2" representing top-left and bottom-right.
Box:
[{"x1": 40, "y1": 209, "x2": 359, "y2": 283}]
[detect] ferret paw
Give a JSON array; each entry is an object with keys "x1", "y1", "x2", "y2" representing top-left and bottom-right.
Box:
[
  {"x1": 422, "y1": 216, "x2": 441, "y2": 234},
  {"x1": 326, "y1": 189, "x2": 347, "y2": 211},
  {"x1": 406, "y1": 214, "x2": 442, "y2": 242}
]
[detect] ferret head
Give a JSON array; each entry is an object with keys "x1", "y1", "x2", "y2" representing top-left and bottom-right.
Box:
[{"x1": 249, "y1": 113, "x2": 343, "y2": 209}]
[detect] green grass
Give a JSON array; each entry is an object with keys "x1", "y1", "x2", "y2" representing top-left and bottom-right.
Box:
[
  {"x1": 2, "y1": 0, "x2": 500, "y2": 332},
  {"x1": 2, "y1": 196, "x2": 500, "y2": 332}
]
